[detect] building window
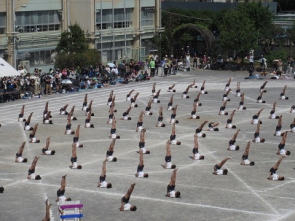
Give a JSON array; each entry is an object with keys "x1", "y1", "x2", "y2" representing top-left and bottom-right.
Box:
[
  {"x1": 0, "y1": 13, "x2": 6, "y2": 34},
  {"x1": 141, "y1": 7, "x2": 154, "y2": 27},
  {"x1": 96, "y1": 8, "x2": 133, "y2": 30},
  {"x1": 15, "y1": 10, "x2": 60, "y2": 33}
]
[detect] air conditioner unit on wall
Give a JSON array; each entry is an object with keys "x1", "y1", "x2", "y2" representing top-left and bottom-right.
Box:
[{"x1": 19, "y1": 60, "x2": 30, "y2": 72}]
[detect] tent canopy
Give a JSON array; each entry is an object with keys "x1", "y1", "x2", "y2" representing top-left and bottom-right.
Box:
[{"x1": 0, "y1": 58, "x2": 20, "y2": 77}]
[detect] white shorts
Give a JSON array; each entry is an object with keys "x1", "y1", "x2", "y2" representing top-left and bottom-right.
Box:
[
  {"x1": 227, "y1": 123, "x2": 232, "y2": 128},
  {"x1": 108, "y1": 119, "x2": 113, "y2": 124},
  {"x1": 19, "y1": 118, "x2": 23, "y2": 121},
  {"x1": 107, "y1": 102, "x2": 112, "y2": 106},
  {"x1": 137, "y1": 171, "x2": 144, "y2": 178},
  {"x1": 29, "y1": 173, "x2": 36, "y2": 180},
  {"x1": 72, "y1": 162, "x2": 78, "y2": 169},
  {"x1": 85, "y1": 123, "x2": 91, "y2": 128},
  {"x1": 111, "y1": 134, "x2": 116, "y2": 139},
  {"x1": 209, "y1": 127, "x2": 214, "y2": 131},
  {"x1": 171, "y1": 140, "x2": 177, "y2": 145},
  {"x1": 107, "y1": 156, "x2": 114, "y2": 162},
  {"x1": 168, "y1": 106, "x2": 173, "y2": 111},
  {"x1": 229, "y1": 145, "x2": 236, "y2": 151},
  {"x1": 153, "y1": 98, "x2": 158, "y2": 103},
  {"x1": 192, "y1": 114, "x2": 197, "y2": 119},
  {"x1": 137, "y1": 126, "x2": 143, "y2": 132},
  {"x1": 171, "y1": 118, "x2": 175, "y2": 123},
  {"x1": 59, "y1": 195, "x2": 67, "y2": 201},
  {"x1": 238, "y1": 106, "x2": 243, "y2": 110},
  {"x1": 44, "y1": 120, "x2": 49, "y2": 124},
  {"x1": 45, "y1": 150, "x2": 52, "y2": 155},
  {"x1": 124, "y1": 203, "x2": 131, "y2": 211},
  {"x1": 66, "y1": 130, "x2": 72, "y2": 135},
  {"x1": 32, "y1": 137, "x2": 37, "y2": 143},
  {"x1": 280, "y1": 149, "x2": 286, "y2": 155},
  {"x1": 244, "y1": 159, "x2": 250, "y2": 165},
  {"x1": 254, "y1": 137, "x2": 260, "y2": 143},
  {"x1": 25, "y1": 125, "x2": 31, "y2": 130},
  {"x1": 157, "y1": 122, "x2": 162, "y2": 127},
  {"x1": 291, "y1": 109, "x2": 295, "y2": 113},
  {"x1": 182, "y1": 94, "x2": 187, "y2": 99},
  {"x1": 236, "y1": 92, "x2": 240, "y2": 97},
  {"x1": 272, "y1": 174, "x2": 279, "y2": 181},
  {"x1": 252, "y1": 119, "x2": 258, "y2": 124},
  {"x1": 271, "y1": 114, "x2": 276, "y2": 119},
  {"x1": 220, "y1": 111, "x2": 225, "y2": 115},
  {"x1": 223, "y1": 97, "x2": 227, "y2": 101},
  {"x1": 194, "y1": 153, "x2": 201, "y2": 160},
  {"x1": 100, "y1": 181, "x2": 107, "y2": 188},
  {"x1": 17, "y1": 157, "x2": 24, "y2": 162},
  {"x1": 61, "y1": 111, "x2": 66, "y2": 115},
  {"x1": 123, "y1": 116, "x2": 128, "y2": 120},
  {"x1": 216, "y1": 169, "x2": 223, "y2": 175},
  {"x1": 225, "y1": 87, "x2": 229, "y2": 91},
  {"x1": 196, "y1": 132, "x2": 202, "y2": 138},
  {"x1": 141, "y1": 147, "x2": 147, "y2": 153},
  {"x1": 153, "y1": 92, "x2": 156, "y2": 96},
  {"x1": 281, "y1": 96, "x2": 285, "y2": 100},
  {"x1": 131, "y1": 103, "x2": 135, "y2": 107},
  {"x1": 169, "y1": 190, "x2": 176, "y2": 198},
  {"x1": 83, "y1": 106, "x2": 87, "y2": 111},
  {"x1": 75, "y1": 142, "x2": 80, "y2": 148},
  {"x1": 145, "y1": 111, "x2": 150, "y2": 115},
  {"x1": 292, "y1": 127, "x2": 295, "y2": 133},
  {"x1": 166, "y1": 162, "x2": 172, "y2": 169},
  {"x1": 201, "y1": 90, "x2": 205, "y2": 94},
  {"x1": 258, "y1": 99, "x2": 263, "y2": 103},
  {"x1": 127, "y1": 97, "x2": 131, "y2": 101},
  {"x1": 275, "y1": 131, "x2": 281, "y2": 136}
]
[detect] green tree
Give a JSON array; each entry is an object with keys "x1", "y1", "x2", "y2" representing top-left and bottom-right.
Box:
[{"x1": 56, "y1": 24, "x2": 88, "y2": 54}]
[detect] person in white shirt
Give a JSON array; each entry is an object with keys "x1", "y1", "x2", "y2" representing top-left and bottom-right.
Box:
[
  {"x1": 163, "y1": 140, "x2": 176, "y2": 168},
  {"x1": 227, "y1": 129, "x2": 240, "y2": 151},
  {"x1": 191, "y1": 135, "x2": 204, "y2": 160},
  {"x1": 166, "y1": 168, "x2": 181, "y2": 198},
  {"x1": 27, "y1": 156, "x2": 41, "y2": 180},
  {"x1": 136, "y1": 111, "x2": 144, "y2": 131},
  {"x1": 69, "y1": 142, "x2": 82, "y2": 169},
  {"x1": 238, "y1": 92, "x2": 246, "y2": 110},
  {"x1": 18, "y1": 105, "x2": 26, "y2": 122},
  {"x1": 106, "y1": 139, "x2": 117, "y2": 162},
  {"x1": 109, "y1": 115, "x2": 120, "y2": 139},
  {"x1": 120, "y1": 183, "x2": 137, "y2": 211},
  {"x1": 268, "y1": 156, "x2": 286, "y2": 181},
  {"x1": 98, "y1": 159, "x2": 112, "y2": 188},
  {"x1": 224, "y1": 78, "x2": 231, "y2": 91},
  {"x1": 290, "y1": 118, "x2": 295, "y2": 132},
  {"x1": 251, "y1": 108, "x2": 264, "y2": 125},
  {"x1": 213, "y1": 158, "x2": 230, "y2": 175},
  {"x1": 252, "y1": 120, "x2": 265, "y2": 143},
  {"x1": 225, "y1": 110, "x2": 236, "y2": 129},
  {"x1": 188, "y1": 102, "x2": 200, "y2": 119},
  {"x1": 135, "y1": 150, "x2": 149, "y2": 178},
  {"x1": 145, "y1": 98, "x2": 153, "y2": 116},
  {"x1": 15, "y1": 141, "x2": 27, "y2": 163},
  {"x1": 170, "y1": 123, "x2": 181, "y2": 145},
  {"x1": 277, "y1": 132, "x2": 290, "y2": 156},
  {"x1": 241, "y1": 141, "x2": 255, "y2": 166},
  {"x1": 269, "y1": 101, "x2": 279, "y2": 119},
  {"x1": 42, "y1": 137, "x2": 55, "y2": 155},
  {"x1": 56, "y1": 174, "x2": 71, "y2": 202},
  {"x1": 156, "y1": 106, "x2": 165, "y2": 127},
  {"x1": 42, "y1": 199, "x2": 52, "y2": 221},
  {"x1": 167, "y1": 94, "x2": 174, "y2": 110},
  {"x1": 85, "y1": 110, "x2": 95, "y2": 128},
  {"x1": 29, "y1": 124, "x2": 40, "y2": 143},
  {"x1": 121, "y1": 105, "x2": 132, "y2": 120},
  {"x1": 82, "y1": 94, "x2": 88, "y2": 111},
  {"x1": 24, "y1": 112, "x2": 34, "y2": 131},
  {"x1": 274, "y1": 115, "x2": 283, "y2": 136},
  {"x1": 279, "y1": 85, "x2": 288, "y2": 100}
]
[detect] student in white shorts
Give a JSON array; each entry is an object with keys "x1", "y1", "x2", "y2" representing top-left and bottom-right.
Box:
[
  {"x1": 290, "y1": 105, "x2": 295, "y2": 113},
  {"x1": 163, "y1": 140, "x2": 177, "y2": 168},
  {"x1": 191, "y1": 135, "x2": 204, "y2": 160},
  {"x1": 59, "y1": 104, "x2": 69, "y2": 115},
  {"x1": 251, "y1": 108, "x2": 264, "y2": 124},
  {"x1": 277, "y1": 132, "x2": 291, "y2": 156},
  {"x1": 166, "y1": 168, "x2": 181, "y2": 198},
  {"x1": 153, "y1": 89, "x2": 161, "y2": 103},
  {"x1": 259, "y1": 80, "x2": 268, "y2": 93},
  {"x1": 222, "y1": 88, "x2": 231, "y2": 101},
  {"x1": 107, "y1": 90, "x2": 114, "y2": 106},
  {"x1": 98, "y1": 159, "x2": 112, "y2": 188},
  {"x1": 68, "y1": 105, "x2": 77, "y2": 120},
  {"x1": 219, "y1": 100, "x2": 228, "y2": 115},
  {"x1": 225, "y1": 110, "x2": 236, "y2": 129},
  {"x1": 106, "y1": 139, "x2": 117, "y2": 162},
  {"x1": 170, "y1": 123, "x2": 181, "y2": 145},
  {"x1": 235, "y1": 82, "x2": 241, "y2": 97},
  {"x1": 274, "y1": 115, "x2": 283, "y2": 136},
  {"x1": 82, "y1": 94, "x2": 88, "y2": 111},
  {"x1": 29, "y1": 124, "x2": 40, "y2": 143},
  {"x1": 43, "y1": 102, "x2": 51, "y2": 119},
  {"x1": 290, "y1": 118, "x2": 295, "y2": 133},
  {"x1": 224, "y1": 78, "x2": 231, "y2": 92},
  {"x1": 73, "y1": 124, "x2": 84, "y2": 148},
  {"x1": 194, "y1": 91, "x2": 203, "y2": 106},
  {"x1": 279, "y1": 85, "x2": 289, "y2": 100},
  {"x1": 42, "y1": 199, "x2": 51, "y2": 221},
  {"x1": 169, "y1": 104, "x2": 179, "y2": 123},
  {"x1": 195, "y1": 121, "x2": 208, "y2": 138},
  {"x1": 107, "y1": 105, "x2": 115, "y2": 124},
  {"x1": 135, "y1": 150, "x2": 149, "y2": 178},
  {"x1": 136, "y1": 111, "x2": 144, "y2": 131},
  {"x1": 42, "y1": 137, "x2": 55, "y2": 155},
  {"x1": 238, "y1": 92, "x2": 247, "y2": 110},
  {"x1": 205, "y1": 122, "x2": 220, "y2": 131},
  {"x1": 213, "y1": 158, "x2": 230, "y2": 175},
  {"x1": 256, "y1": 91, "x2": 266, "y2": 103},
  {"x1": 43, "y1": 111, "x2": 53, "y2": 124},
  {"x1": 252, "y1": 120, "x2": 265, "y2": 143},
  {"x1": 269, "y1": 101, "x2": 279, "y2": 119},
  {"x1": 156, "y1": 107, "x2": 165, "y2": 127},
  {"x1": 24, "y1": 112, "x2": 34, "y2": 131},
  {"x1": 120, "y1": 183, "x2": 137, "y2": 211},
  {"x1": 241, "y1": 141, "x2": 255, "y2": 166},
  {"x1": 126, "y1": 89, "x2": 134, "y2": 101},
  {"x1": 109, "y1": 115, "x2": 120, "y2": 139},
  {"x1": 151, "y1": 82, "x2": 156, "y2": 96},
  {"x1": 65, "y1": 115, "x2": 75, "y2": 135},
  {"x1": 227, "y1": 129, "x2": 240, "y2": 151},
  {"x1": 200, "y1": 80, "x2": 208, "y2": 94},
  {"x1": 137, "y1": 128, "x2": 150, "y2": 154},
  {"x1": 182, "y1": 85, "x2": 190, "y2": 99},
  {"x1": 145, "y1": 98, "x2": 153, "y2": 116},
  {"x1": 27, "y1": 156, "x2": 41, "y2": 180},
  {"x1": 121, "y1": 105, "x2": 132, "y2": 120},
  {"x1": 189, "y1": 79, "x2": 198, "y2": 88},
  {"x1": 15, "y1": 141, "x2": 27, "y2": 163},
  {"x1": 18, "y1": 105, "x2": 26, "y2": 122},
  {"x1": 168, "y1": 84, "x2": 176, "y2": 92},
  {"x1": 188, "y1": 102, "x2": 200, "y2": 119},
  {"x1": 167, "y1": 94, "x2": 174, "y2": 110},
  {"x1": 130, "y1": 92, "x2": 139, "y2": 107},
  {"x1": 69, "y1": 142, "x2": 82, "y2": 169},
  {"x1": 85, "y1": 100, "x2": 94, "y2": 116},
  {"x1": 268, "y1": 155, "x2": 286, "y2": 181},
  {"x1": 84, "y1": 110, "x2": 95, "y2": 128},
  {"x1": 56, "y1": 174, "x2": 71, "y2": 202}
]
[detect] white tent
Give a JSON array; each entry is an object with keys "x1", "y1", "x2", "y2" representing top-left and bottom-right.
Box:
[{"x1": 0, "y1": 58, "x2": 20, "y2": 77}]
